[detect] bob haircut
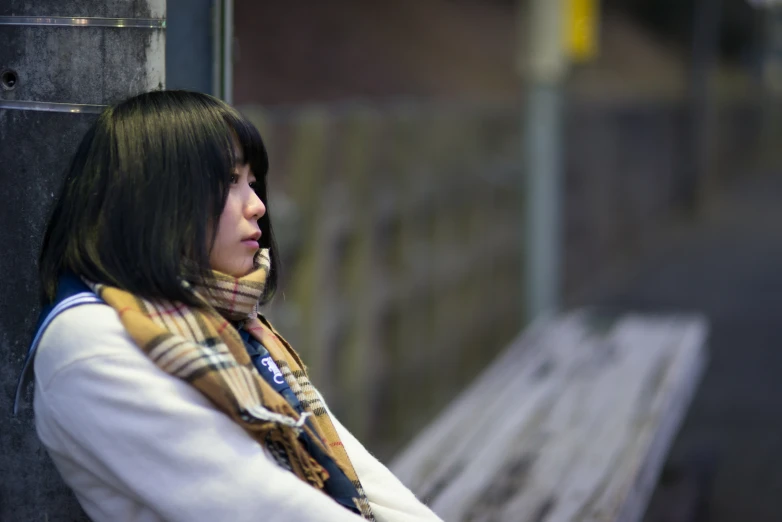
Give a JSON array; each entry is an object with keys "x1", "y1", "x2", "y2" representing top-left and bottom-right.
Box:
[{"x1": 39, "y1": 90, "x2": 279, "y2": 307}]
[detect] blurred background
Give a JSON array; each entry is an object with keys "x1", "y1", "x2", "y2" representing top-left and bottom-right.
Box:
[
  {"x1": 3, "y1": 0, "x2": 782, "y2": 519},
  {"x1": 166, "y1": 1, "x2": 782, "y2": 519}
]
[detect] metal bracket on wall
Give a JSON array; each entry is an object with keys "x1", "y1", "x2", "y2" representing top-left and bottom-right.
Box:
[
  {"x1": 0, "y1": 16, "x2": 166, "y2": 28},
  {"x1": 0, "y1": 15, "x2": 165, "y2": 113},
  {"x1": 0, "y1": 100, "x2": 106, "y2": 113}
]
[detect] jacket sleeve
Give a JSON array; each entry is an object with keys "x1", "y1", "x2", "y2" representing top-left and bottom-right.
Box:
[
  {"x1": 33, "y1": 305, "x2": 365, "y2": 522},
  {"x1": 318, "y1": 393, "x2": 443, "y2": 522}
]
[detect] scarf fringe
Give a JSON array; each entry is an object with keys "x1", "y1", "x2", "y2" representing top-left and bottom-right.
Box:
[
  {"x1": 242, "y1": 404, "x2": 330, "y2": 489},
  {"x1": 270, "y1": 428, "x2": 330, "y2": 489}
]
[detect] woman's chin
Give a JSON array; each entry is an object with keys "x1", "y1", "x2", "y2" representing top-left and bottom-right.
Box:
[
  {"x1": 213, "y1": 258, "x2": 255, "y2": 278},
  {"x1": 235, "y1": 259, "x2": 258, "y2": 278}
]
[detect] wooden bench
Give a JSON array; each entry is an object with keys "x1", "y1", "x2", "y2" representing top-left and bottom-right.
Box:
[{"x1": 390, "y1": 310, "x2": 708, "y2": 522}]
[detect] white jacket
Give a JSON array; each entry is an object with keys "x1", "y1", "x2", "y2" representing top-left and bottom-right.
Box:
[{"x1": 33, "y1": 304, "x2": 442, "y2": 522}]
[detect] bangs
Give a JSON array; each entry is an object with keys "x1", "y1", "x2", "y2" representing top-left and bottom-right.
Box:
[{"x1": 224, "y1": 110, "x2": 269, "y2": 178}]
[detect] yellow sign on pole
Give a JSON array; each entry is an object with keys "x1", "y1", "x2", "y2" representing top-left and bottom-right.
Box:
[{"x1": 564, "y1": 0, "x2": 600, "y2": 62}]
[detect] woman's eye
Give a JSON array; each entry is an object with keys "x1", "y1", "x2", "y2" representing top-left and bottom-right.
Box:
[{"x1": 230, "y1": 174, "x2": 239, "y2": 184}]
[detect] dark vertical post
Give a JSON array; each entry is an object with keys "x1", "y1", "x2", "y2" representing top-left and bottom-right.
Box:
[
  {"x1": 683, "y1": 0, "x2": 723, "y2": 209},
  {"x1": 167, "y1": 0, "x2": 215, "y2": 93},
  {"x1": 0, "y1": 2, "x2": 165, "y2": 519},
  {"x1": 211, "y1": 0, "x2": 234, "y2": 103},
  {"x1": 758, "y1": 5, "x2": 782, "y2": 162}
]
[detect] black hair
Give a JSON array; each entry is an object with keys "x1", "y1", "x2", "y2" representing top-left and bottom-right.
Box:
[{"x1": 39, "y1": 90, "x2": 280, "y2": 307}]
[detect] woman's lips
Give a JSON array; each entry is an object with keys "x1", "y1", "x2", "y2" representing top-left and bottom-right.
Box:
[{"x1": 241, "y1": 240, "x2": 260, "y2": 249}]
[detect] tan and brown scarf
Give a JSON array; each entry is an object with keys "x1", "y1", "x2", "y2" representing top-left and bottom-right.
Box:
[{"x1": 86, "y1": 250, "x2": 374, "y2": 519}]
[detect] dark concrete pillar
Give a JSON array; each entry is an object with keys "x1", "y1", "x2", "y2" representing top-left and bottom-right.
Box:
[{"x1": 0, "y1": 2, "x2": 165, "y2": 520}]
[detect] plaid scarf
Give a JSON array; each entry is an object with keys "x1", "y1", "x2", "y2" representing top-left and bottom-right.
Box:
[{"x1": 86, "y1": 250, "x2": 374, "y2": 519}]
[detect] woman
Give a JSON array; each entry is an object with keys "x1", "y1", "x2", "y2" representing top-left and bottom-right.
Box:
[{"x1": 26, "y1": 90, "x2": 441, "y2": 521}]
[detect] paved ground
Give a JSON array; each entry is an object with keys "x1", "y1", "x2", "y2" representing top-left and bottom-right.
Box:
[{"x1": 590, "y1": 171, "x2": 782, "y2": 521}]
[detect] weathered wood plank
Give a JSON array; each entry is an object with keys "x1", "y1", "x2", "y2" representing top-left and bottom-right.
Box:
[{"x1": 390, "y1": 311, "x2": 708, "y2": 522}]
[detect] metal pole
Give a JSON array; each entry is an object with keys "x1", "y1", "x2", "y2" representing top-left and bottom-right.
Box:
[
  {"x1": 211, "y1": 0, "x2": 233, "y2": 103},
  {"x1": 223, "y1": 0, "x2": 234, "y2": 104},
  {"x1": 521, "y1": 0, "x2": 567, "y2": 321},
  {"x1": 0, "y1": 1, "x2": 165, "y2": 518}
]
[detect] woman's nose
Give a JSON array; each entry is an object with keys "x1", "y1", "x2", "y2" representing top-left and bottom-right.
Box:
[{"x1": 247, "y1": 189, "x2": 266, "y2": 220}]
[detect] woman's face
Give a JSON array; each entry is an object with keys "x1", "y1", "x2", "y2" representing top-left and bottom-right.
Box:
[{"x1": 209, "y1": 159, "x2": 266, "y2": 277}]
